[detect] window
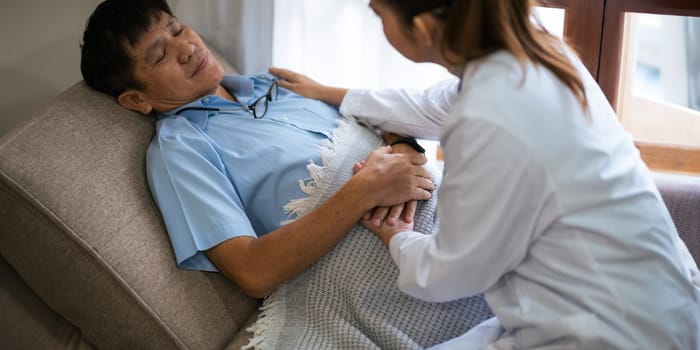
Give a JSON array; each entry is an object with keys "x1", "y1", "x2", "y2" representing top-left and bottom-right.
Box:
[
  {"x1": 618, "y1": 14, "x2": 700, "y2": 148},
  {"x1": 534, "y1": 6, "x2": 566, "y2": 38},
  {"x1": 541, "y1": 0, "x2": 700, "y2": 174}
]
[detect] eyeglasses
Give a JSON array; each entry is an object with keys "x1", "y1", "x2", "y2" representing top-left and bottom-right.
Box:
[
  {"x1": 177, "y1": 79, "x2": 279, "y2": 119},
  {"x1": 246, "y1": 79, "x2": 278, "y2": 118}
]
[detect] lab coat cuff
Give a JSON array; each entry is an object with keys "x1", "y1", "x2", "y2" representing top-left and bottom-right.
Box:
[
  {"x1": 339, "y1": 89, "x2": 368, "y2": 119},
  {"x1": 388, "y1": 231, "x2": 414, "y2": 265}
]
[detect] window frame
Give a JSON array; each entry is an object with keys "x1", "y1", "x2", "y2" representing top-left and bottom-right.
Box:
[{"x1": 541, "y1": 0, "x2": 700, "y2": 174}]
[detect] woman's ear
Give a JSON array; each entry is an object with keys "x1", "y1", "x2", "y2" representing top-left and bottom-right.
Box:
[
  {"x1": 412, "y1": 13, "x2": 442, "y2": 48},
  {"x1": 118, "y1": 90, "x2": 153, "y2": 115}
]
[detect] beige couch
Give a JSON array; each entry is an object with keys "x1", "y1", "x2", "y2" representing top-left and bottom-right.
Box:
[{"x1": 1, "y1": 79, "x2": 699, "y2": 349}]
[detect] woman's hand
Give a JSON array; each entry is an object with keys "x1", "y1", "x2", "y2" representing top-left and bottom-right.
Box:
[
  {"x1": 361, "y1": 207, "x2": 415, "y2": 246},
  {"x1": 381, "y1": 132, "x2": 427, "y2": 164},
  {"x1": 269, "y1": 67, "x2": 348, "y2": 106},
  {"x1": 364, "y1": 201, "x2": 418, "y2": 226}
]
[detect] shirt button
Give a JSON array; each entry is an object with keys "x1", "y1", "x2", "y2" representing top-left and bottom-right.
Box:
[
  {"x1": 202, "y1": 97, "x2": 210, "y2": 104},
  {"x1": 281, "y1": 116, "x2": 288, "y2": 121}
]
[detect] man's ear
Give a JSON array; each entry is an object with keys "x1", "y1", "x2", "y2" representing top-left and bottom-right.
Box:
[
  {"x1": 412, "y1": 13, "x2": 442, "y2": 48},
  {"x1": 118, "y1": 90, "x2": 153, "y2": 115}
]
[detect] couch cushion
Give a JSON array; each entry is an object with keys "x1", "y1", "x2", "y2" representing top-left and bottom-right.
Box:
[
  {"x1": 653, "y1": 172, "x2": 700, "y2": 263},
  {"x1": 0, "y1": 255, "x2": 95, "y2": 350},
  {"x1": 0, "y1": 82, "x2": 258, "y2": 350}
]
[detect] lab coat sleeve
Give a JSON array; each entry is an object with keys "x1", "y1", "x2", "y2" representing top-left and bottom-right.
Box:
[
  {"x1": 673, "y1": 232, "x2": 700, "y2": 289},
  {"x1": 389, "y1": 118, "x2": 561, "y2": 302},
  {"x1": 339, "y1": 77, "x2": 460, "y2": 140}
]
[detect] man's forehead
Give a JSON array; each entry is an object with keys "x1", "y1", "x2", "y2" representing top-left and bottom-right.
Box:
[
  {"x1": 128, "y1": 13, "x2": 176, "y2": 57},
  {"x1": 139, "y1": 13, "x2": 174, "y2": 40}
]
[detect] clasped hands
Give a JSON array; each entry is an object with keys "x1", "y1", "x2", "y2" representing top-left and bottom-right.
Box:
[
  {"x1": 269, "y1": 67, "x2": 433, "y2": 244},
  {"x1": 354, "y1": 132, "x2": 433, "y2": 245}
]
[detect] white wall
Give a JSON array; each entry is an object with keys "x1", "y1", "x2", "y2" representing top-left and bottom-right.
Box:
[{"x1": 0, "y1": 0, "x2": 101, "y2": 137}]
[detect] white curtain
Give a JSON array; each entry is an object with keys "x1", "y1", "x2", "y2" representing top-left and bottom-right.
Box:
[
  {"x1": 272, "y1": 0, "x2": 451, "y2": 90},
  {"x1": 272, "y1": 0, "x2": 449, "y2": 163},
  {"x1": 169, "y1": 0, "x2": 450, "y2": 86},
  {"x1": 169, "y1": 0, "x2": 449, "y2": 160},
  {"x1": 168, "y1": 0, "x2": 274, "y2": 74}
]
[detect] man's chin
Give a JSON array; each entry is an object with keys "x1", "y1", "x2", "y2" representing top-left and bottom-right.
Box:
[{"x1": 214, "y1": 63, "x2": 226, "y2": 80}]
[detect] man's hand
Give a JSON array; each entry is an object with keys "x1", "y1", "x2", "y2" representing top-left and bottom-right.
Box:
[
  {"x1": 352, "y1": 146, "x2": 433, "y2": 207},
  {"x1": 357, "y1": 142, "x2": 419, "y2": 245},
  {"x1": 356, "y1": 133, "x2": 430, "y2": 226},
  {"x1": 354, "y1": 159, "x2": 419, "y2": 227}
]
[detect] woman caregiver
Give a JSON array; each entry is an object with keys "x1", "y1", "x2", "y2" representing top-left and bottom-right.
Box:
[{"x1": 270, "y1": 0, "x2": 700, "y2": 348}]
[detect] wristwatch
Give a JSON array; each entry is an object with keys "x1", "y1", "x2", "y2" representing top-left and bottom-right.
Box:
[{"x1": 390, "y1": 136, "x2": 426, "y2": 154}]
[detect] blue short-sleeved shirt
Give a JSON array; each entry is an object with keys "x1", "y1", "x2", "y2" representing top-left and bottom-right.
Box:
[{"x1": 146, "y1": 74, "x2": 339, "y2": 271}]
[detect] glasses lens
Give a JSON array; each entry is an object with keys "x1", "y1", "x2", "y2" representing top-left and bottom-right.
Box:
[
  {"x1": 269, "y1": 80, "x2": 279, "y2": 101},
  {"x1": 252, "y1": 98, "x2": 268, "y2": 118}
]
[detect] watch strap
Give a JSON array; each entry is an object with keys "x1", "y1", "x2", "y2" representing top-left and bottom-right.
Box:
[{"x1": 390, "y1": 136, "x2": 426, "y2": 153}]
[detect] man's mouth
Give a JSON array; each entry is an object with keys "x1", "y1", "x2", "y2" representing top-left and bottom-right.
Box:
[{"x1": 192, "y1": 54, "x2": 208, "y2": 77}]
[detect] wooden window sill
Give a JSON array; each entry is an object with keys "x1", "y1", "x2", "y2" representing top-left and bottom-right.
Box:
[{"x1": 637, "y1": 141, "x2": 700, "y2": 175}]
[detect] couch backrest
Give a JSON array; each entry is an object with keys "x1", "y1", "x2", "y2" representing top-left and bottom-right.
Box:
[
  {"x1": 0, "y1": 82, "x2": 257, "y2": 350},
  {"x1": 653, "y1": 172, "x2": 700, "y2": 263}
]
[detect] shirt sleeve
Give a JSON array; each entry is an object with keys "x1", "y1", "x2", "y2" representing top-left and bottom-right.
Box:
[
  {"x1": 389, "y1": 118, "x2": 561, "y2": 302},
  {"x1": 339, "y1": 77, "x2": 460, "y2": 140},
  {"x1": 146, "y1": 123, "x2": 256, "y2": 272}
]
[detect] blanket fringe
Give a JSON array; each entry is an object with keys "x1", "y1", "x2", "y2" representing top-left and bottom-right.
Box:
[
  {"x1": 281, "y1": 117, "x2": 378, "y2": 224},
  {"x1": 246, "y1": 117, "x2": 383, "y2": 349},
  {"x1": 241, "y1": 285, "x2": 287, "y2": 350}
]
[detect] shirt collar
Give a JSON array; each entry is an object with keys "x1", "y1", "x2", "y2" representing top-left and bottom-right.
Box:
[{"x1": 156, "y1": 74, "x2": 256, "y2": 129}]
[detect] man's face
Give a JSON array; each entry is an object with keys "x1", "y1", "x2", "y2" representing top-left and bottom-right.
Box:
[{"x1": 118, "y1": 12, "x2": 225, "y2": 114}]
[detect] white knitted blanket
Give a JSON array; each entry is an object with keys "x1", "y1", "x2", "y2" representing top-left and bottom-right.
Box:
[{"x1": 244, "y1": 117, "x2": 493, "y2": 350}]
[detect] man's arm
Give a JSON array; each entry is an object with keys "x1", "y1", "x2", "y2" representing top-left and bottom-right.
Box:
[{"x1": 206, "y1": 147, "x2": 434, "y2": 298}]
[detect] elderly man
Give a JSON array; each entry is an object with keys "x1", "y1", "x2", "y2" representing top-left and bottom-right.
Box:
[
  {"x1": 80, "y1": 0, "x2": 433, "y2": 299},
  {"x1": 80, "y1": 2, "x2": 500, "y2": 349}
]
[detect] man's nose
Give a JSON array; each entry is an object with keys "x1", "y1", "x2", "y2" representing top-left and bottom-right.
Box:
[{"x1": 176, "y1": 41, "x2": 195, "y2": 64}]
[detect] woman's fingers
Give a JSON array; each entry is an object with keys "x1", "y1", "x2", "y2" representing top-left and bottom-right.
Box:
[
  {"x1": 386, "y1": 204, "x2": 404, "y2": 226},
  {"x1": 268, "y1": 67, "x2": 296, "y2": 81},
  {"x1": 403, "y1": 200, "x2": 417, "y2": 223},
  {"x1": 371, "y1": 206, "x2": 390, "y2": 227}
]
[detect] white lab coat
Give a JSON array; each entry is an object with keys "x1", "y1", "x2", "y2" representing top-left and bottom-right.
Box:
[{"x1": 340, "y1": 50, "x2": 700, "y2": 349}]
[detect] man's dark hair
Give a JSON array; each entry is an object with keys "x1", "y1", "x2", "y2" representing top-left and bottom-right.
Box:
[{"x1": 80, "y1": 0, "x2": 173, "y2": 97}]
